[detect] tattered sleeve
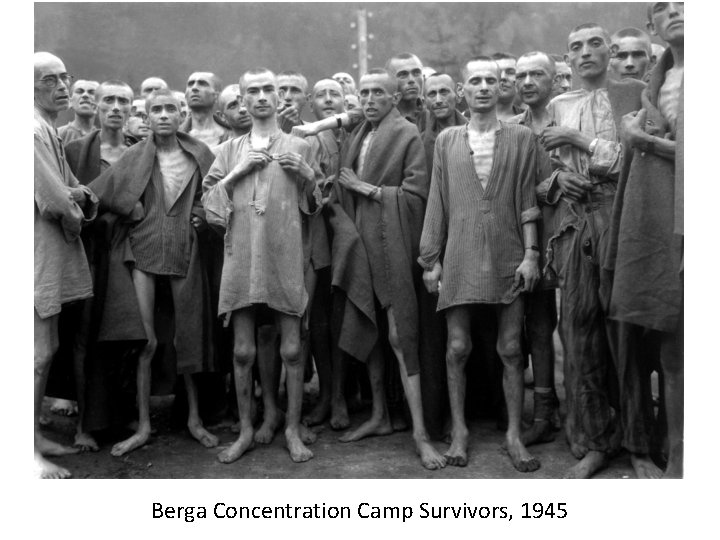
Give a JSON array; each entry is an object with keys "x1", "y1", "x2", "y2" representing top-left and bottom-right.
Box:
[
  {"x1": 297, "y1": 142, "x2": 323, "y2": 216},
  {"x1": 201, "y1": 149, "x2": 233, "y2": 233},
  {"x1": 518, "y1": 134, "x2": 541, "y2": 224},
  {"x1": 34, "y1": 133, "x2": 92, "y2": 242},
  {"x1": 418, "y1": 134, "x2": 448, "y2": 270}
]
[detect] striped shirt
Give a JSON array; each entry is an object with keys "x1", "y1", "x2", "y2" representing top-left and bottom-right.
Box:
[{"x1": 418, "y1": 122, "x2": 540, "y2": 309}]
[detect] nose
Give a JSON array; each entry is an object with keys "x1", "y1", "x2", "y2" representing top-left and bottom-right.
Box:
[
  {"x1": 111, "y1": 99, "x2": 120, "y2": 112},
  {"x1": 669, "y1": 2, "x2": 682, "y2": 15}
]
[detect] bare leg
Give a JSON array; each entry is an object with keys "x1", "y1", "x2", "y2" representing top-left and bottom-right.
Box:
[
  {"x1": 444, "y1": 306, "x2": 472, "y2": 467},
  {"x1": 387, "y1": 308, "x2": 446, "y2": 470},
  {"x1": 184, "y1": 374, "x2": 219, "y2": 447},
  {"x1": 254, "y1": 324, "x2": 283, "y2": 444},
  {"x1": 277, "y1": 312, "x2": 314, "y2": 462},
  {"x1": 73, "y1": 300, "x2": 98, "y2": 452},
  {"x1": 338, "y1": 344, "x2": 393, "y2": 442},
  {"x1": 111, "y1": 269, "x2": 155, "y2": 457},
  {"x1": 302, "y1": 268, "x2": 331, "y2": 426},
  {"x1": 498, "y1": 298, "x2": 540, "y2": 473},
  {"x1": 218, "y1": 309, "x2": 256, "y2": 463},
  {"x1": 34, "y1": 311, "x2": 76, "y2": 479}
]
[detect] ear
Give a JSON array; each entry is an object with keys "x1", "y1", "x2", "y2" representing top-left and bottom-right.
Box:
[
  {"x1": 563, "y1": 54, "x2": 571, "y2": 67},
  {"x1": 647, "y1": 20, "x2": 657, "y2": 36},
  {"x1": 392, "y1": 92, "x2": 401, "y2": 105},
  {"x1": 610, "y1": 44, "x2": 619, "y2": 58},
  {"x1": 456, "y1": 82, "x2": 464, "y2": 99}
]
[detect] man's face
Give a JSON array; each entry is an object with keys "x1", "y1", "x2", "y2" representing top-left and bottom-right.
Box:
[
  {"x1": 462, "y1": 61, "x2": 499, "y2": 114},
  {"x1": 97, "y1": 85, "x2": 132, "y2": 131},
  {"x1": 332, "y1": 72, "x2": 357, "y2": 95},
  {"x1": 553, "y1": 62, "x2": 572, "y2": 95},
  {"x1": 147, "y1": 95, "x2": 182, "y2": 137},
  {"x1": 344, "y1": 94, "x2": 360, "y2": 112},
  {"x1": 387, "y1": 56, "x2": 423, "y2": 102},
  {"x1": 515, "y1": 55, "x2": 554, "y2": 107},
  {"x1": 610, "y1": 37, "x2": 651, "y2": 80},
  {"x1": 277, "y1": 75, "x2": 307, "y2": 113},
  {"x1": 127, "y1": 98, "x2": 150, "y2": 138},
  {"x1": 310, "y1": 80, "x2": 344, "y2": 120},
  {"x1": 140, "y1": 77, "x2": 168, "y2": 98},
  {"x1": 220, "y1": 89, "x2": 252, "y2": 131},
  {"x1": 495, "y1": 58, "x2": 517, "y2": 103},
  {"x1": 34, "y1": 56, "x2": 72, "y2": 115},
  {"x1": 649, "y1": 2, "x2": 684, "y2": 45},
  {"x1": 242, "y1": 72, "x2": 279, "y2": 120},
  {"x1": 359, "y1": 74, "x2": 397, "y2": 125},
  {"x1": 69, "y1": 80, "x2": 99, "y2": 118},
  {"x1": 185, "y1": 72, "x2": 218, "y2": 110},
  {"x1": 173, "y1": 91, "x2": 189, "y2": 120},
  {"x1": 566, "y1": 27, "x2": 611, "y2": 81},
  {"x1": 424, "y1": 75, "x2": 457, "y2": 121}
]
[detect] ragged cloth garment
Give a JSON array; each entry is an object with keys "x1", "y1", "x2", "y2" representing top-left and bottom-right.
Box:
[
  {"x1": 418, "y1": 123, "x2": 540, "y2": 310},
  {"x1": 327, "y1": 107, "x2": 428, "y2": 374},
  {"x1": 88, "y1": 131, "x2": 218, "y2": 375},
  {"x1": 605, "y1": 48, "x2": 683, "y2": 333},
  {"x1": 34, "y1": 105, "x2": 98, "y2": 319},
  {"x1": 202, "y1": 131, "x2": 322, "y2": 320}
]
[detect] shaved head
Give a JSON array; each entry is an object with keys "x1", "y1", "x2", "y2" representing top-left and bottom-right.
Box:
[{"x1": 34, "y1": 51, "x2": 65, "y2": 80}]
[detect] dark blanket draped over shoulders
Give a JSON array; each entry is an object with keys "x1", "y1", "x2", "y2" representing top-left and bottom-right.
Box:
[{"x1": 328, "y1": 108, "x2": 428, "y2": 372}]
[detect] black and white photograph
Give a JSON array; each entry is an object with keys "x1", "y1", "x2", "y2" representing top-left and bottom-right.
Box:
[{"x1": 31, "y1": 1, "x2": 687, "y2": 484}]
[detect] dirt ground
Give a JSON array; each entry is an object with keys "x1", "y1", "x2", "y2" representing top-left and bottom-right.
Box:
[{"x1": 42, "y1": 343, "x2": 639, "y2": 479}]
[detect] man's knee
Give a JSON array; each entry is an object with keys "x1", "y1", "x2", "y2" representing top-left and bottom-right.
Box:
[
  {"x1": 233, "y1": 342, "x2": 256, "y2": 368},
  {"x1": 446, "y1": 334, "x2": 471, "y2": 366},
  {"x1": 140, "y1": 337, "x2": 158, "y2": 362},
  {"x1": 280, "y1": 340, "x2": 302, "y2": 366},
  {"x1": 496, "y1": 337, "x2": 523, "y2": 364}
]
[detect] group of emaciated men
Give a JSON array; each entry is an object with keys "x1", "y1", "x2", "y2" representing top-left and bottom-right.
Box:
[{"x1": 34, "y1": 3, "x2": 683, "y2": 480}]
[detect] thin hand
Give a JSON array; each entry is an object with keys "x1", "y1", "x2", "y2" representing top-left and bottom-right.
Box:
[
  {"x1": 277, "y1": 152, "x2": 313, "y2": 181},
  {"x1": 557, "y1": 171, "x2": 593, "y2": 201},
  {"x1": 514, "y1": 257, "x2": 539, "y2": 293},
  {"x1": 231, "y1": 149, "x2": 272, "y2": 178},
  {"x1": 68, "y1": 187, "x2": 87, "y2": 208},
  {"x1": 540, "y1": 126, "x2": 581, "y2": 151},
  {"x1": 279, "y1": 104, "x2": 301, "y2": 127},
  {"x1": 422, "y1": 262, "x2": 442, "y2": 295},
  {"x1": 620, "y1": 109, "x2": 649, "y2": 147},
  {"x1": 291, "y1": 124, "x2": 318, "y2": 138},
  {"x1": 337, "y1": 168, "x2": 364, "y2": 193}
]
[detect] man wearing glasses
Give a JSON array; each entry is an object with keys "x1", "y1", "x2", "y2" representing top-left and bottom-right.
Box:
[{"x1": 34, "y1": 52, "x2": 98, "y2": 478}]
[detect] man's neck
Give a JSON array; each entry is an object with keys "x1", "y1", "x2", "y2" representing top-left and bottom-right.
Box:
[
  {"x1": 468, "y1": 110, "x2": 500, "y2": 133},
  {"x1": 232, "y1": 126, "x2": 251, "y2": 137},
  {"x1": 100, "y1": 125, "x2": 125, "y2": 146},
  {"x1": 669, "y1": 43, "x2": 684, "y2": 68},
  {"x1": 580, "y1": 71, "x2": 608, "y2": 92},
  {"x1": 189, "y1": 107, "x2": 217, "y2": 129},
  {"x1": 397, "y1": 98, "x2": 419, "y2": 118},
  {"x1": 528, "y1": 101, "x2": 551, "y2": 133},
  {"x1": 436, "y1": 111, "x2": 459, "y2": 130},
  {"x1": 251, "y1": 116, "x2": 281, "y2": 138},
  {"x1": 72, "y1": 114, "x2": 95, "y2": 132},
  {"x1": 155, "y1": 133, "x2": 179, "y2": 152},
  {"x1": 35, "y1": 104, "x2": 57, "y2": 124}
]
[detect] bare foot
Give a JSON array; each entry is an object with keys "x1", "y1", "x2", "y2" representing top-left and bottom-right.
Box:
[
  {"x1": 329, "y1": 399, "x2": 350, "y2": 430},
  {"x1": 36, "y1": 435, "x2": 80, "y2": 457},
  {"x1": 285, "y1": 428, "x2": 314, "y2": 463},
  {"x1": 254, "y1": 409, "x2": 283, "y2": 444},
  {"x1": 298, "y1": 423, "x2": 318, "y2": 445},
  {"x1": 188, "y1": 422, "x2": 219, "y2": 448},
  {"x1": 302, "y1": 399, "x2": 330, "y2": 427},
  {"x1": 416, "y1": 438, "x2": 446, "y2": 470},
  {"x1": 444, "y1": 427, "x2": 469, "y2": 467},
  {"x1": 505, "y1": 436, "x2": 540, "y2": 473},
  {"x1": 338, "y1": 414, "x2": 393, "y2": 442},
  {"x1": 50, "y1": 398, "x2": 78, "y2": 417},
  {"x1": 74, "y1": 431, "x2": 99, "y2": 452},
  {"x1": 111, "y1": 428, "x2": 150, "y2": 457},
  {"x1": 631, "y1": 454, "x2": 662, "y2": 479},
  {"x1": 564, "y1": 450, "x2": 607, "y2": 478},
  {"x1": 521, "y1": 420, "x2": 556, "y2": 447},
  {"x1": 35, "y1": 453, "x2": 71, "y2": 479},
  {"x1": 218, "y1": 430, "x2": 254, "y2": 464},
  {"x1": 391, "y1": 408, "x2": 409, "y2": 432},
  {"x1": 570, "y1": 441, "x2": 588, "y2": 459}
]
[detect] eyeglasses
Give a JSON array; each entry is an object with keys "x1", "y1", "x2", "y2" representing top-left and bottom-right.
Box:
[{"x1": 37, "y1": 73, "x2": 74, "y2": 88}]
